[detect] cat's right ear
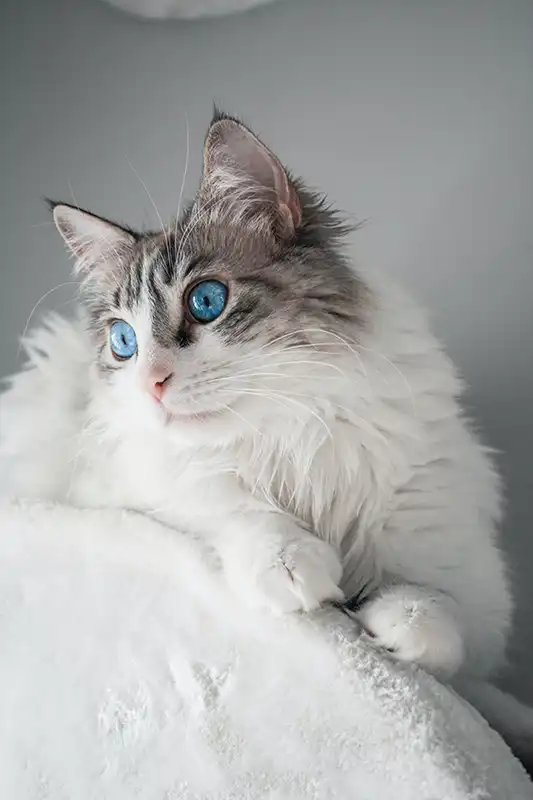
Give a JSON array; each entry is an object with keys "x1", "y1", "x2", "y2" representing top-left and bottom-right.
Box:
[{"x1": 49, "y1": 201, "x2": 137, "y2": 281}]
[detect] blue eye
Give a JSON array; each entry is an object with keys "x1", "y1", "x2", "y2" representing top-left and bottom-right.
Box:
[
  {"x1": 109, "y1": 320, "x2": 137, "y2": 360},
  {"x1": 187, "y1": 280, "x2": 228, "y2": 323}
]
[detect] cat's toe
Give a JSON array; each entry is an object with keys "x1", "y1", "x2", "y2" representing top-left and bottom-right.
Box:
[
  {"x1": 262, "y1": 538, "x2": 344, "y2": 613},
  {"x1": 357, "y1": 584, "x2": 464, "y2": 679},
  {"x1": 240, "y1": 536, "x2": 344, "y2": 615}
]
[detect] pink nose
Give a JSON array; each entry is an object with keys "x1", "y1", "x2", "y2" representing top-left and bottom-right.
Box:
[{"x1": 148, "y1": 371, "x2": 173, "y2": 402}]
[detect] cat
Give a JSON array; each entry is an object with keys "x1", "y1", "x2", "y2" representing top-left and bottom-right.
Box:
[{"x1": 1, "y1": 109, "x2": 532, "y2": 769}]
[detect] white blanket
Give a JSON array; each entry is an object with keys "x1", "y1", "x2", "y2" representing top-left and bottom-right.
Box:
[{"x1": 0, "y1": 499, "x2": 530, "y2": 799}]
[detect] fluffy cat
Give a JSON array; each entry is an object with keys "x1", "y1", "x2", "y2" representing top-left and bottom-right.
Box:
[{"x1": 1, "y1": 110, "x2": 531, "y2": 766}]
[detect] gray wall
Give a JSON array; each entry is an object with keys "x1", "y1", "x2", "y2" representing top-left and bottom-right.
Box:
[{"x1": 1, "y1": 0, "x2": 532, "y2": 700}]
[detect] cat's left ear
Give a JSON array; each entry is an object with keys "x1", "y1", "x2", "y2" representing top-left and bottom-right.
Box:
[
  {"x1": 50, "y1": 202, "x2": 137, "y2": 281},
  {"x1": 200, "y1": 112, "x2": 301, "y2": 240}
]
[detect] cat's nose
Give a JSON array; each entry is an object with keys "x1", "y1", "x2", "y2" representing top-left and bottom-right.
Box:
[{"x1": 147, "y1": 370, "x2": 173, "y2": 402}]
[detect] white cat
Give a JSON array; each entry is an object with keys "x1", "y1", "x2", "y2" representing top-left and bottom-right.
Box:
[{"x1": 1, "y1": 110, "x2": 531, "y2": 767}]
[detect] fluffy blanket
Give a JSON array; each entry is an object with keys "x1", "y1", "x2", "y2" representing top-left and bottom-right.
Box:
[{"x1": 0, "y1": 499, "x2": 530, "y2": 799}]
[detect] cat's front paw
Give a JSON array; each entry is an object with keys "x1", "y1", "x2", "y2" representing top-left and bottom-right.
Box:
[
  {"x1": 228, "y1": 534, "x2": 344, "y2": 615},
  {"x1": 356, "y1": 584, "x2": 464, "y2": 679}
]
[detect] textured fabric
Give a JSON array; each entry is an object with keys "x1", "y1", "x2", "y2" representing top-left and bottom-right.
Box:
[
  {"x1": 0, "y1": 499, "x2": 530, "y2": 799},
  {"x1": 101, "y1": 0, "x2": 281, "y2": 21}
]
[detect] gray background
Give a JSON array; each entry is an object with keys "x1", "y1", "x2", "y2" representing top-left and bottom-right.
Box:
[{"x1": 1, "y1": 0, "x2": 531, "y2": 701}]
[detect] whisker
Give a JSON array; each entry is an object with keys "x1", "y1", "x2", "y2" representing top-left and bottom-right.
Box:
[
  {"x1": 67, "y1": 179, "x2": 80, "y2": 210},
  {"x1": 177, "y1": 343, "x2": 346, "y2": 381},
  {"x1": 356, "y1": 343, "x2": 417, "y2": 415},
  {"x1": 258, "y1": 327, "x2": 415, "y2": 412},
  {"x1": 66, "y1": 413, "x2": 105, "y2": 500},
  {"x1": 282, "y1": 328, "x2": 413, "y2": 404},
  {"x1": 217, "y1": 386, "x2": 334, "y2": 443},
  {"x1": 17, "y1": 282, "x2": 78, "y2": 363},
  {"x1": 126, "y1": 156, "x2": 171, "y2": 264},
  {"x1": 174, "y1": 112, "x2": 190, "y2": 244},
  {"x1": 174, "y1": 193, "x2": 224, "y2": 265},
  {"x1": 197, "y1": 362, "x2": 347, "y2": 388},
  {"x1": 261, "y1": 327, "x2": 370, "y2": 382},
  {"x1": 239, "y1": 382, "x2": 388, "y2": 443},
  {"x1": 176, "y1": 194, "x2": 271, "y2": 266},
  {"x1": 220, "y1": 401, "x2": 263, "y2": 436},
  {"x1": 64, "y1": 225, "x2": 126, "y2": 282}
]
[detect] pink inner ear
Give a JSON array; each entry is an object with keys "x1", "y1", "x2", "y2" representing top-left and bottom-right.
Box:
[
  {"x1": 261, "y1": 148, "x2": 302, "y2": 234},
  {"x1": 285, "y1": 183, "x2": 302, "y2": 230}
]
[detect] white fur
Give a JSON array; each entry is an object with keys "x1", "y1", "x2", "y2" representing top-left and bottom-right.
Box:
[{"x1": 0, "y1": 272, "x2": 512, "y2": 686}]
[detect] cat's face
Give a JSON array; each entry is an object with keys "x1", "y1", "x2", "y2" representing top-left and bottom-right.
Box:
[{"x1": 52, "y1": 111, "x2": 367, "y2": 445}]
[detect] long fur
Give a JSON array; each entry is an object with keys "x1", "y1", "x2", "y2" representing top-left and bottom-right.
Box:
[{"x1": 1, "y1": 110, "x2": 531, "y2": 763}]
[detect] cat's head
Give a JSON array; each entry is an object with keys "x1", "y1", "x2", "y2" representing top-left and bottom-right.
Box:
[{"x1": 51, "y1": 110, "x2": 368, "y2": 444}]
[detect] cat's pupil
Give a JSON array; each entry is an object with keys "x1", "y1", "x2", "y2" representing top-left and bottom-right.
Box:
[{"x1": 204, "y1": 296, "x2": 211, "y2": 308}]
